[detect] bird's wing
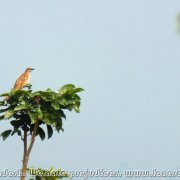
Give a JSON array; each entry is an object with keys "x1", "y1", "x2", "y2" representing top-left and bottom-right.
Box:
[{"x1": 13, "y1": 73, "x2": 29, "y2": 90}]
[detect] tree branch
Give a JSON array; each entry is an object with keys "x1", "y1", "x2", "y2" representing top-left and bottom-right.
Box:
[
  {"x1": 27, "y1": 119, "x2": 39, "y2": 156},
  {"x1": 21, "y1": 120, "x2": 39, "y2": 180},
  {"x1": 23, "y1": 130, "x2": 27, "y2": 157},
  {"x1": 21, "y1": 128, "x2": 28, "y2": 180}
]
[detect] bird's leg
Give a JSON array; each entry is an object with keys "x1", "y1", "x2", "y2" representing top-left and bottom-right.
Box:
[{"x1": 24, "y1": 84, "x2": 32, "y2": 90}]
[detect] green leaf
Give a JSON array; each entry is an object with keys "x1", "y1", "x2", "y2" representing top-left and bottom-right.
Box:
[
  {"x1": 59, "y1": 84, "x2": 75, "y2": 94},
  {"x1": 47, "y1": 125, "x2": 53, "y2": 139},
  {"x1": 74, "y1": 105, "x2": 80, "y2": 113},
  {"x1": 0, "y1": 92, "x2": 9, "y2": 97},
  {"x1": 59, "y1": 110, "x2": 66, "y2": 119},
  {"x1": 35, "y1": 107, "x2": 43, "y2": 119},
  {"x1": 73, "y1": 94, "x2": 81, "y2": 101},
  {"x1": 10, "y1": 120, "x2": 24, "y2": 129},
  {"x1": 42, "y1": 113, "x2": 52, "y2": 125},
  {"x1": 0, "y1": 115, "x2": 4, "y2": 120},
  {"x1": 11, "y1": 129, "x2": 22, "y2": 136},
  {"x1": 1, "y1": 130, "x2": 12, "y2": 141},
  {"x1": 0, "y1": 101, "x2": 5, "y2": 106},
  {"x1": 0, "y1": 108, "x2": 9, "y2": 113},
  {"x1": 46, "y1": 88, "x2": 53, "y2": 92},
  {"x1": 14, "y1": 104, "x2": 30, "y2": 111},
  {"x1": 71, "y1": 88, "x2": 84, "y2": 94},
  {"x1": 51, "y1": 102, "x2": 60, "y2": 110},
  {"x1": 66, "y1": 104, "x2": 74, "y2": 111},
  {"x1": 30, "y1": 91, "x2": 41, "y2": 97},
  {"x1": 27, "y1": 111, "x2": 37, "y2": 124},
  {"x1": 17, "y1": 130, "x2": 21, "y2": 136},
  {"x1": 12, "y1": 89, "x2": 30, "y2": 96},
  {"x1": 4, "y1": 110, "x2": 14, "y2": 119},
  {"x1": 37, "y1": 127, "x2": 45, "y2": 141},
  {"x1": 55, "y1": 118, "x2": 63, "y2": 132},
  {"x1": 58, "y1": 97, "x2": 67, "y2": 106}
]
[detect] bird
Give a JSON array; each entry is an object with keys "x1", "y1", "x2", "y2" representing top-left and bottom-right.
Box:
[
  {"x1": 13, "y1": 67, "x2": 34, "y2": 90},
  {"x1": 4, "y1": 68, "x2": 34, "y2": 102}
]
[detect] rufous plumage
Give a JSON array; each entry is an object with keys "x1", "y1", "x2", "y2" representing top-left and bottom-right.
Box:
[
  {"x1": 13, "y1": 68, "x2": 34, "y2": 90},
  {"x1": 4, "y1": 68, "x2": 34, "y2": 102}
]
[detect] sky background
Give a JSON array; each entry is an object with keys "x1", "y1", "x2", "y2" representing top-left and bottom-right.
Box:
[{"x1": 0, "y1": 0, "x2": 180, "y2": 180}]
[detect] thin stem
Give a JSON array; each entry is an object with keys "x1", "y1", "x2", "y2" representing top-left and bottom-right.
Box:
[
  {"x1": 20, "y1": 119, "x2": 39, "y2": 180},
  {"x1": 27, "y1": 119, "x2": 39, "y2": 156},
  {"x1": 24, "y1": 130, "x2": 27, "y2": 158},
  {"x1": 21, "y1": 130, "x2": 28, "y2": 180}
]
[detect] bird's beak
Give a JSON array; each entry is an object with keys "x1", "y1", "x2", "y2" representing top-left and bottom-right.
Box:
[{"x1": 30, "y1": 68, "x2": 35, "y2": 71}]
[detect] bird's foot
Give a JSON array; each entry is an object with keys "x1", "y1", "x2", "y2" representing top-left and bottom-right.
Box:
[{"x1": 24, "y1": 84, "x2": 32, "y2": 90}]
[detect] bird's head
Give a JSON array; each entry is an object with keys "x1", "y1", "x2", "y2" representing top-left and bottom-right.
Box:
[{"x1": 25, "y1": 68, "x2": 35, "y2": 72}]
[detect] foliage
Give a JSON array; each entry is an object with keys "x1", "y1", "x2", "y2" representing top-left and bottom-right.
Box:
[
  {"x1": 28, "y1": 167, "x2": 69, "y2": 180},
  {"x1": 0, "y1": 84, "x2": 84, "y2": 141}
]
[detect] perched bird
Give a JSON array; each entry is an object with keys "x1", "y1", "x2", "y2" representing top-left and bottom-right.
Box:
[
  {"x1": 13, "y1": 68, "x2": 34, "y2": 90},
  {"x1": 4, "y1": 68, "x2": 34, "y2": 102}
]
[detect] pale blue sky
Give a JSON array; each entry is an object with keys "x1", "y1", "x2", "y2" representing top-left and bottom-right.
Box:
[{"x1": 0, "y1": 1, "x2": 180, "y2": 180}]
